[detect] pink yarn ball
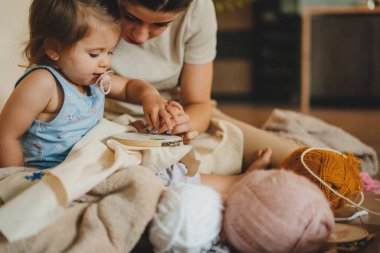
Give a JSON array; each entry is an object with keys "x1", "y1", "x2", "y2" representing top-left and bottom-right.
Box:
[{"x1": 224, "y1": 169, "x2": 334, "y2": 253}]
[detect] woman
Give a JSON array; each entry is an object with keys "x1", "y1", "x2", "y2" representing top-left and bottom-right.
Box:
[{"x1": 109, "y1": 0, "x2": 299, "y2": 169}]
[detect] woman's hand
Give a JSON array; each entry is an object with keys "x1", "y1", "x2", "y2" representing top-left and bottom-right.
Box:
[
  {"x1": 141, "y1": 93, "x2": 183, "y2": 131},
  {"x1": 159, "y1": 102, "x2": 199, "y2": 143},
  {"x1": 129, "y1": 120, "x2": 149, "y2": 133},
  {"x1": 132, "y1": 100, "x2": 199, "y2": 143}
]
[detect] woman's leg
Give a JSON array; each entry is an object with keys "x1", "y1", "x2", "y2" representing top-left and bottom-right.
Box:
[{"x1": 212, "y1": 107, "x2": 299, "y2": 168}]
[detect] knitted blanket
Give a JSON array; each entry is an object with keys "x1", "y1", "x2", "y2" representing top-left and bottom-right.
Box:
[
  {"x1": 262, "y1": 109, "x2": 379, "y2": 176},
  {"x1": 0, "y1": 166, "x2": 163, "y2": 253}
]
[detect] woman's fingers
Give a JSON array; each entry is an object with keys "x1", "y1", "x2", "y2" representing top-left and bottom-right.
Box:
[
  {"x1": 167, "y1": 100, "x2": 183, "y2": 110},
  {"x1": 171, "y1": 121, "x2": 192, "y2": 135},
  {"x1": 157, "y1": 122, "x2": 197, "y2": 143},
  {"x1": 183, "y1": 131, "x2": 198, "y2": 143},
  {"x1": 157, "y1": 111, "x2": 190, "y2": 134},
  {"x1": 165, "y1": 101, "x2": 183, "y2": 122},
  {"x1": 158, "y1": 107, "x2": 173, "y2": 130},
  {"x1": 166, "y1": 105, "x2": 180, "y2": 122},
  {"x1": 143, "y1": 99, "x2": 194, "y2": 137}
]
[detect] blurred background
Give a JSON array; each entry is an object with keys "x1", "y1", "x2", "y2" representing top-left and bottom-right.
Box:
[
  {"x1": 212, "y1": 0, "x2": 380, "y2": 175},
  {"x1": 213, "y1": 0, "x2": 380, "y2": 107}
]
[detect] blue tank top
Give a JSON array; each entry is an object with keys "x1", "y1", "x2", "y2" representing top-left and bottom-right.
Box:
[{"x1": 16, "y1": 66, "x2": 105, "y2": 169}]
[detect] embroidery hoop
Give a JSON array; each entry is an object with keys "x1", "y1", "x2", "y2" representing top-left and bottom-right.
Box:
[
  {"x1": 111, "y1": 132, "x2": 183, "y2": 147},
  {"x1": 327, "y1": 223, "x2": 369, "y2": 244}
]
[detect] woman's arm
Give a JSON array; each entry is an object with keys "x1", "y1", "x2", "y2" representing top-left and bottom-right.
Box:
[{"x1": 176, "y1": 61, "x2": 213, "y2": 134}]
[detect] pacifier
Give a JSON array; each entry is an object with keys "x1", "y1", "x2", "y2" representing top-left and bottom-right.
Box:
[{"x1": 95, "y1": 70, "x2": 114, "y2": 95}]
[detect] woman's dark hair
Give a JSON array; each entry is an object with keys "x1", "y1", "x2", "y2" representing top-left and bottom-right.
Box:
[
  {"x1": 24, "y1": 0, "x2": 120, "y2": 66},
  {"x1": 122, "y1": 0, "x2": 194, "y2": 12}
]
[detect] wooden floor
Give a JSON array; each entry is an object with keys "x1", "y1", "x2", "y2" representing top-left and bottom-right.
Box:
[{"x1": 218, "y1": 103, "x2": 380, "y2": 253}]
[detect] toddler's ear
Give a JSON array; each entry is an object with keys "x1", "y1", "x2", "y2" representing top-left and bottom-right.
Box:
[{"x1": 43, "y1": 38, "x2": 61, "y2": 61}]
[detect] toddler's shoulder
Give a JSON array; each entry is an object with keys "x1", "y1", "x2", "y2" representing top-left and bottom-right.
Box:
[{"x1": 17, "y1": 68, "x2": 58, "y2": 92}]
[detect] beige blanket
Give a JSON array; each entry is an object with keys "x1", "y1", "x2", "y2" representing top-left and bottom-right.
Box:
[
  {"x1": 262, "y1": 109, "x2": 379, "y2": 175},
  {"x1": 0, "y1": 118, "x2": 198, "y2": 247},
  {"x1": 0, "y1": 165, "x2": 163, "y2": 253}
]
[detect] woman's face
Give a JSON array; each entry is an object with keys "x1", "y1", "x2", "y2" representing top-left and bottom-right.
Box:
[{"x1": 118, "y1": 1, "x2": 184, "y2": 45}]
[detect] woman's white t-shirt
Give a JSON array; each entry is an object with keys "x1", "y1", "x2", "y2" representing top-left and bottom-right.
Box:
[
  {"x1": 111, "y1": 0, "x2": 217, "y2": 96},
  {"x1": 109, "y1": 1, "x2": 243, "y2": 176}
]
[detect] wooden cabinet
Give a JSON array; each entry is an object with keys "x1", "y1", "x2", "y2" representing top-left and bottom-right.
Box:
[
  {"x1": 301, "y1": 6, "x2": 380, "y2": 112},
  {"x1": 214, "y1": 2, "x2": 380, "y2": 110},
  {"x1": 252, "y1": 0, "x2": 301, "y2": 103},
  {"x1": 213, "y1": 7, "x2": 254, "y2": 101},
  {"x1": 213, "y1": 0, "x2": 301, "y2": 103}
]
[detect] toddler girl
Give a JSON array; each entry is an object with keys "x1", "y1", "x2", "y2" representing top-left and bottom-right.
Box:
[{"x1": 0, "y1": 0, "x2": 180, "y2": 169}]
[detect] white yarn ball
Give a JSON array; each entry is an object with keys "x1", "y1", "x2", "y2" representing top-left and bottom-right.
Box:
[{"x1": 149, "y1": 183, "x2": 223, "y2": 253}]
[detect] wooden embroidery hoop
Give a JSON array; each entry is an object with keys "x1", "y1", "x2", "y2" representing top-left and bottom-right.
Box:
[
  {"x1": 327, "y1": 223, "x2": 369, "y2": 244},
  {"x1": 111, "y1": 132, "x2": 183, "y2": 147}
]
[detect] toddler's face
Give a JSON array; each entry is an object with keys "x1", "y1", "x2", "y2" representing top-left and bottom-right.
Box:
[{"x1": 57, "y1": 21, "x2": 120, "y2": 87}]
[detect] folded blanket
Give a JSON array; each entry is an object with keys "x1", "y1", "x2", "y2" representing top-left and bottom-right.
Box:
[
  {"x1": 262, "y1": 109, "x2": 379, "y2": 176},
  {"x1": 0, "y1": 166, "x2": 163, "y2": 253}
]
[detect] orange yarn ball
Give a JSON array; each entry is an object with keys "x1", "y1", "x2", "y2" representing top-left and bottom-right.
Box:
[{"x1": 280, "y1": 146, "x2": 363, "y2": 212}]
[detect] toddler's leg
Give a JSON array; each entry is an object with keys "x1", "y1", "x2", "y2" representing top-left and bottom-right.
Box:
[
  {"x1": 200, "y1": 173, "x2": 239, "y2": 201},
  {"x1": 246, "y1": 147, "x2": 272, "y2": 172},
  {"x1": 200, "y1": 148, "x2": 273, "y2": 200}
]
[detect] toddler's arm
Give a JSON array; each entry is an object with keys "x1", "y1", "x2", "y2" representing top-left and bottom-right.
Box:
[
  {"x1": 107, "y1": 75, "x2": 181, "y2": 131},
  {"x1": 0, "y1": 69, "x2": 56, "y2": 167}
]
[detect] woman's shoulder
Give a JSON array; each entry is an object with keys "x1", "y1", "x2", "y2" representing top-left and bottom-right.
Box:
[{"x1": 188, "y1": 0, "x2": 215, "y2": 17}]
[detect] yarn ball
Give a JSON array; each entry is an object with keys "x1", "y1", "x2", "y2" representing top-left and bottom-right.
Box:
[
  {"x1": 149, "y1": 183, "x2": 223, "y2": 253},
  {"x1": 281, "y1": 146, "x2": 363, "y2": 212},
  {"x1": 224, "y1": 169, "x2": 334, "y2": 253}
]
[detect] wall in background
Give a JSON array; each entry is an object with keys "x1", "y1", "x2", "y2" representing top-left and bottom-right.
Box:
[
  {"x1": 213, "y1": 7, "x2": 254, "y2": 99},
  {"x1": 300, "y1": 0, "x2": 361, "y2": 10},
  {"x1": 309, "y1": 13, "x2": 380, "y2": 106},
  {"x1": 281, "y1": 0, "x2": 363, "y2": 14},
  {"x1": 0, "y1": 1, "x2": 29, "y2": 110}
]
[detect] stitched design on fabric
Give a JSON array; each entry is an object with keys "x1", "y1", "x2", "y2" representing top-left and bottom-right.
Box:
[{"x1": 24, "y1": 171, "x2": 45, "y2": 181}]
